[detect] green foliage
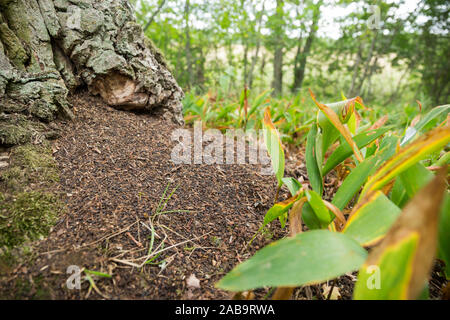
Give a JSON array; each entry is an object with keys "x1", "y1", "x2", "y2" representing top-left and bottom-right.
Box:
[
  {"x1": 218, "y1": 92, "x2": 449, "y2": 299},
  {"x1": 305, "y1": 189, "x2": 333, "y2": 228},
  {"x1": 135, "y1": 0, "x2": 448, "y2": 108},
  {"x1": 262, "y1": 108, "x2": 285, "y2": 189},
  {"x1": 305, "y1": 124, "x2": 323, "y2": 194},
  {"x1": 322, "y1": 127, "x2": 391, "y2": 175},
  {"x1": 342, "y1": 192, "x2": 401, "y2": 246}
]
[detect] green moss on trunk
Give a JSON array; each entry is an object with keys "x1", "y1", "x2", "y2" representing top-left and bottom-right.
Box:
[{"x1": 0, "y1": 142, "x2": 63, "y2": 252}]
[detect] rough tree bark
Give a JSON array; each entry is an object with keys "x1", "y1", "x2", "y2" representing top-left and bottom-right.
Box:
[{"x1": 0, "y1": 0, "x2": 184, "y2": 147}]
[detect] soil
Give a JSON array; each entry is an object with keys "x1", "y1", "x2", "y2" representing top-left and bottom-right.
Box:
[
  {"x1": 0, "y1": 93, "x2": 287, "y2": 299},
  {"x1": 0, "y1": 93, "x2": 447, "y2": 300}
]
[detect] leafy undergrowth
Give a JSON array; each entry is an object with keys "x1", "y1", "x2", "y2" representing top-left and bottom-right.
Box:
[
  {"x1": 203, "y1": 90, "x2": 450, "y2": 300},
  {"x1": 182, "y1": 88, "x2": 431, "y2": 147},
  {"x1": 0, "y1": 142, "x2": 64, "y2": 267}
]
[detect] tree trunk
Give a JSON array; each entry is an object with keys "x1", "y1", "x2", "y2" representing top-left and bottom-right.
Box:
[
  {"x1": 247, "y1": 0, "x2": 265, "y2": 89},
  {"x1": 349, "y1": 45, "x2": 363, "y2": 97},
  {"x1": 271, "y1": 0, "x2": 283, "y2": 97},
  {"x1": 354, "y1": 31, "x2": 378, "y2": 96},
  {"x1": 0, "y1": 0, "x2": 184, "y2": 147},
  {"x1": 184, "y1": 0, "x2": 193, "y2": 89},
  {"x1": 259, "y1": 53, "x2": 266, "y2": 92},
  {"x1": 243, "y1": 38, "x2": 249, "y2": 87},
  {"x1": 291, "y1": 3, "x2": 321, "y2": 94}
]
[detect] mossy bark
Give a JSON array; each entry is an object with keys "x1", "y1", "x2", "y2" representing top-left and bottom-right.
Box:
[{"x1": 0, "y1": 0, "x2": 184, "y2": 146}]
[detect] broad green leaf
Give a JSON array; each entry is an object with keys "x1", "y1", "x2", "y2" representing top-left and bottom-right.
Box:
[
  {"x1": 343, "y1": 191, "x2": 401, "y2": 246},
  {"x1": 391, "y1": 163, "x2": 434, "y2": 209},
  {"x1": 332, "y1": 155, "x2": 379, "y2": 211},
  {"x1": 263, "y1": 108, "x2": 285, "y2": 187},
  {"x1": 360, "y1": 126, "x2": 450, "y2": 199},
  {"x1": 332, "y1": 136, "x2": 397, "y2": 211},
  {"x1": 318, "y1": 115, "x2": 340, "y2": 158},
  {"x1": 302, "y1": 202, "x2": 321, "y2": 230},
  {"x1": 354, "y1": 168, "x2": 447, "y2": 299},
  {"x1": 305, "y1": 190, "x2": 333, "y2": 228},
  {"x1": 305, "y1": 124, "x2": 323, "y2": 195},
  {"x1": 282, "y1": 177, "x2": 302, "y2": 197},
  {"x1": 216, "y1": 230, "x2": 367, "y2": 292},
  {"x1": 322, "y1": 127, "x2": 391, "y2": 175},
  {"x1": 315, "y1": 93, "x2": 361, "y2": 154}
]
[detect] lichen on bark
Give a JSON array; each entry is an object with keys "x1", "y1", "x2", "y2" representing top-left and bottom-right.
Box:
[{"x1": 0, "y1": 0, "x2": 184, "y2": 147}]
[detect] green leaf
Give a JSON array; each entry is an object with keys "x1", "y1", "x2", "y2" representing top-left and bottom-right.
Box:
[
  {"x1": 216, "y1": 230, "x2": 367, "y2": 291},
  {"x1": 305, "y1": 189, "x2": 333, "y2": 228},
  {"x1": 305, "y1": 125, "x2": 323, "y2": 195},
  {"x1": 360, "y1": 126, "x2": 450, "y2": 199},
  {"x1": 343, "y1": 191, "x2": 402, "y2": 246},
  {"x1": 282, "y1": 177, "x2": 302, "y2": 197},
  {"x1": 434, "y1": 151, "x2": 450, "y2": 167},
  {"x1": 332, "y1": 137, "x2": 398, "y2": 211},
  {"x1": 390, "y1": 178, "x2": 409, "y2": 208},
  {"x1": 399, "y1": 163, "x2": 434, "y2": 199},
  {"x1": 332, "y1": 155, "x2": 379, "y2": 211},
  {"x1": 323, "y1": 127, "x2": 390, "y2": 175},
  {"x1": 301, "y1": 203, "x2": 321, "y2": 230},
  {"x1": 248, "y1": 89, "x2": 271, "y2": 117},
  {"x1": 311, "y1": 93, "x2": 364, "y2": 162},
  {"x1": 263, "y1": 108, "x2": 285, "y2": 187},
  {"x1": 262, "y1": 194, "x2": 302, "y2": 227}
]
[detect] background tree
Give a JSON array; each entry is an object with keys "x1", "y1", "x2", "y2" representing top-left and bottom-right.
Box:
[
  {"x1": 0, "y1": 0, "x2": 184, "y2": 146},
  {"x1": 132, "y1": 0, "x2": 448, "y2": 107}
]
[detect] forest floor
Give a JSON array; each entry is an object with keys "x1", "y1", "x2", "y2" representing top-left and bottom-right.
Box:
[{"x1": 0, "y1": 93, "x2": 447, "y2": 300}]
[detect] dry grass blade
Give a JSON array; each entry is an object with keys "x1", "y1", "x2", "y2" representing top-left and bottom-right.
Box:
[
  {"x1": 289, "y1": 197, "x2": 307, "y2": 237},
  {"x1": 323, "y1": 200, "x2": 346, "y2": 229}
]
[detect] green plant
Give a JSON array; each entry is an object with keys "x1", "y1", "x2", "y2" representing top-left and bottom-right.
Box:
[{"x1": 217, "y1": 94, "x2": 449, "y2": 300}]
